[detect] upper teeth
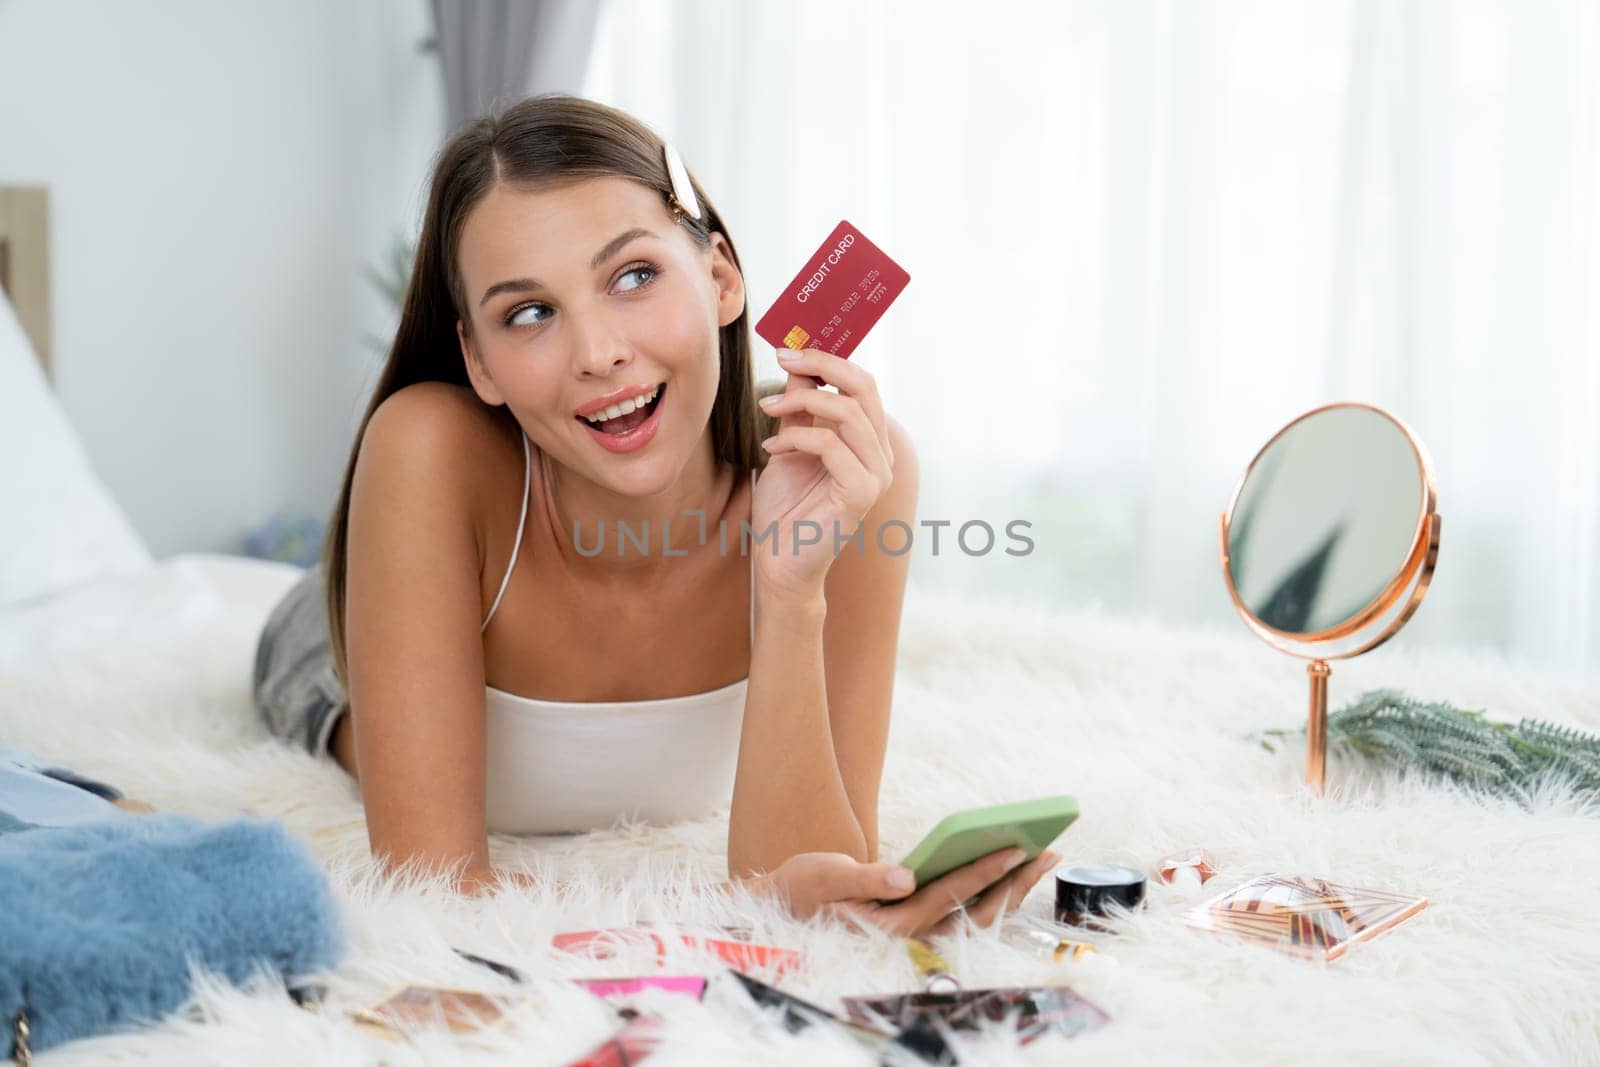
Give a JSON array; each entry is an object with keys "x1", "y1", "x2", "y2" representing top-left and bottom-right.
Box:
[{"x1": 583, "y1": 385, "x2": 659, "y2": 423}]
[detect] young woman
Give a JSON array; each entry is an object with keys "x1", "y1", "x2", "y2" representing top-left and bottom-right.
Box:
[{"x1": 253, "y1": 94, "x2": 1057, "y2": 937}]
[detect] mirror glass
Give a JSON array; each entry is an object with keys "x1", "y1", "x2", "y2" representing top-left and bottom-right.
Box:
[{"x1": 1226, "y1": 406, "x2": 1423, "y2": 637}]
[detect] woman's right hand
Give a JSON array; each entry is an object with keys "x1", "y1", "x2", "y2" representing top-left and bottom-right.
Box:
[{"x1": 750, "y1": 845, "x2": 1061, "y2": 939}]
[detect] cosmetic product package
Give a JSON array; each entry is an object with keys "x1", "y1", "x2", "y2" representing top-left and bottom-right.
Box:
[
  {"x1": 841, "y1": 984, "x2": 1112, "y2": 1046},
  {"x1": 1184, "y1": 874, "x2": 1428, "y2": 961},
  {"x1": 572, "y1": 975, "x2": 708, "y2": 1001},
  {"x1": 454, "y1": 947, "x2": 528, "y2": 984},
  {"x1": 1155, "y1": 848, "x2": 1219, "y2": 894},
  {"x1": 558, "y1": 1010, "x2": 666, "y2": 1067},
  {"x1": 905, "y1": 937, "x2": 961, "y2": 993},
  {"x1": 1015, "y1": 924, "x2": 1098, "y2": 963},
  {"x1": 553, "y1": 924, "x2": 803, "y2": 977},
  {"x1": 702, "y1": 969, "x2": 894, "y2": 1058},
  {"x1": 1054, "y1": 863, "x2": 1147, "y2": 927},
  {"x1": 348, "y1": 985, "x2": 524, "y2": 1039}
]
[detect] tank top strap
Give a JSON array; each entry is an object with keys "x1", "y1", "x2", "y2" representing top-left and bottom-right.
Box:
[
  {"x1": 748, "y1": 466, "x2": 757, "y2": 647},
  {"x1": 481, "y1": 429, "x2": 532, "y2": 633}
]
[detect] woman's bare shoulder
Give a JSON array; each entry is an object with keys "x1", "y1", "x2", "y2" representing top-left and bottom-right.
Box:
[
  {"x1": 368, "y1": 382, "x2": 521, "y2": 475},
  {"x1": 370, "y1": 381, "x2": 512, "y2": 444},
  {"x1": 361, "y1": 383, "x2": 524, "y2": 551}
]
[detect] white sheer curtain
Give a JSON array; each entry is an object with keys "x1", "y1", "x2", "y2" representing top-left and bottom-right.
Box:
[{"x1": 582, "y1": 0, "x2": 1600, "y2": 677}]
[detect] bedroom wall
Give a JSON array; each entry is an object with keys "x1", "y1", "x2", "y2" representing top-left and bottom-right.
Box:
[{"x1": 0, "y1": 0, "x2": 445, "y2": 557}]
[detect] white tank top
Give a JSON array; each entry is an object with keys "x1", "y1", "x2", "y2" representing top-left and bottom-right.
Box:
[{"x1": 477, "y1": 429, "x2": 754, "y2": 835}]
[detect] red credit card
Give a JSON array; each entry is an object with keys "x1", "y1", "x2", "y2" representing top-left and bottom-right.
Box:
[{"x1": 754, "y1": 220, "x2": 910, "y2": 366}]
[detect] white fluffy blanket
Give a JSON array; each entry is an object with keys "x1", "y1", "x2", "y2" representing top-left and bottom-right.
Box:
[{"x1": 1, "y1": 555, "x2": 1596, "y2": 1065}]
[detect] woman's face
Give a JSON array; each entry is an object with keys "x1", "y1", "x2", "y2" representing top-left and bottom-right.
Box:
[{"x1": 455, "y1": 175, "x2": 744, "y2": 492}]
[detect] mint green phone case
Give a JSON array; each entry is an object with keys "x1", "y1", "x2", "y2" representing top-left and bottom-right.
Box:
[{"x1": 896, "y1": 795, "x2": 1079, "y2": 891}]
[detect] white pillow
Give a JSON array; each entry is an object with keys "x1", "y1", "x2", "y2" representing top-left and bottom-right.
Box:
[{"x1": 0, "y1": 288, "x2": 152, "y2": 609}]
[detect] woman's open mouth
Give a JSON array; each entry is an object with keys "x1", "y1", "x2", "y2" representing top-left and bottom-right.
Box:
[{"x1": 575, "y1": 383, "x2": 665, "y2": 454}]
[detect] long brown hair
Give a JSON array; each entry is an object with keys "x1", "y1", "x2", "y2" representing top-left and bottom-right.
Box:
[{"x1": 322, "y1": 93, "x2": 782, "y2": 695}]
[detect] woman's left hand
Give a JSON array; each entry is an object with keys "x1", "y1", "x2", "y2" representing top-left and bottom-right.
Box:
[{"x1": 753, "y1": 347, "x2": 896, "y2": 599}]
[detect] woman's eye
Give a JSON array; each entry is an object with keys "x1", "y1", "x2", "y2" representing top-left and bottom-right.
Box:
[
  {"x1": 506, "y1": 303, "x2": 550, "y2": 328},
  {"x1": 501, "y1": 265, "x2": 660, "y2": 329},
  {"x1": 616, "y1": 264, "x2": 659, "y2": 292}
]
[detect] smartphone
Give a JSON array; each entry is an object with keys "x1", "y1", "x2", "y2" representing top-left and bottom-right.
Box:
[{"x1": 885, "y1": 795, "x2": 1079, "y2": 901}]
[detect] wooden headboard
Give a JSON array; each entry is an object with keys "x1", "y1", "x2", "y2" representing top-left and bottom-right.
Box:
[{"x1": 0, "y1": 186, "x2": 52, "y2": 381}]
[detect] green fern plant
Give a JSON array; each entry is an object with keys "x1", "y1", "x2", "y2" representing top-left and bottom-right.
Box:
[{"x1": 1253, "y1": 688, "x2": 1600, "y2": 807}]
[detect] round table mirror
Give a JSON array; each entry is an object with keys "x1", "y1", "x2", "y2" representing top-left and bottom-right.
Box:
[{"x1": 1220, "y1": 402, "x2": 1441, "y2": 794}]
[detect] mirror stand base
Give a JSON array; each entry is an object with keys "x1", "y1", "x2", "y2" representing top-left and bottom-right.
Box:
[{"x1": 1307, "y1": 660, "x2": 1331, "y2": 795}]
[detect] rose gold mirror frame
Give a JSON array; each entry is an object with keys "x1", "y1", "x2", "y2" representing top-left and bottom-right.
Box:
[{"x1": 1219, "y1": 402, "x2": 1441, "y2": 795}]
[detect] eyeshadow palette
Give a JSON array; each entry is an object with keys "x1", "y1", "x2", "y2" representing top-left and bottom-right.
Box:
[{"x1": 841, "y1": 984, "x2": 1111, "y2": 1045}]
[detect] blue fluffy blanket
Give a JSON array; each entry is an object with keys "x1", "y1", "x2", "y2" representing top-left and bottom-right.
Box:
[{"x1": 0, "y1": 811, "x2": 345, "y2": 1057}]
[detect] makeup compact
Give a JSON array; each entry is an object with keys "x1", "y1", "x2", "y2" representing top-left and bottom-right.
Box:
[{"x1": 1054, "y1": 863, "x2": 1148, "y2": 927}]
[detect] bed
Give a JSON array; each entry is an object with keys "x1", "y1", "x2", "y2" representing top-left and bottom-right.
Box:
[{"x1": 1, "y1": 186, "x2": 1596, "y2": 1065}]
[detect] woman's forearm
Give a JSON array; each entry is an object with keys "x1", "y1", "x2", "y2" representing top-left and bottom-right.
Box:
[{"x1": 726, "y1": 587, "x2": 868, "y2": 877}]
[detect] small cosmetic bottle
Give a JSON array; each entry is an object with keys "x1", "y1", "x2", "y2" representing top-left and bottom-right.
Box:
[{"x1": 1018, "y1": 925, "x2": 1097, "y2": 962}]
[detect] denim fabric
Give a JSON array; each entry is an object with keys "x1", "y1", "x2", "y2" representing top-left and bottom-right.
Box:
[
  {"x1": 0, "y1": 744, "x2": 128, "y2": 826},
  {"x1": 252, "y1": 562, "x2": 346, "y2": 757}
]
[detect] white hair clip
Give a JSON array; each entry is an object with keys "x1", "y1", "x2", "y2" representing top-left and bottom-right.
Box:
[{"x1": 662, "y1": 141, "x2": 703, "y2": 222}]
